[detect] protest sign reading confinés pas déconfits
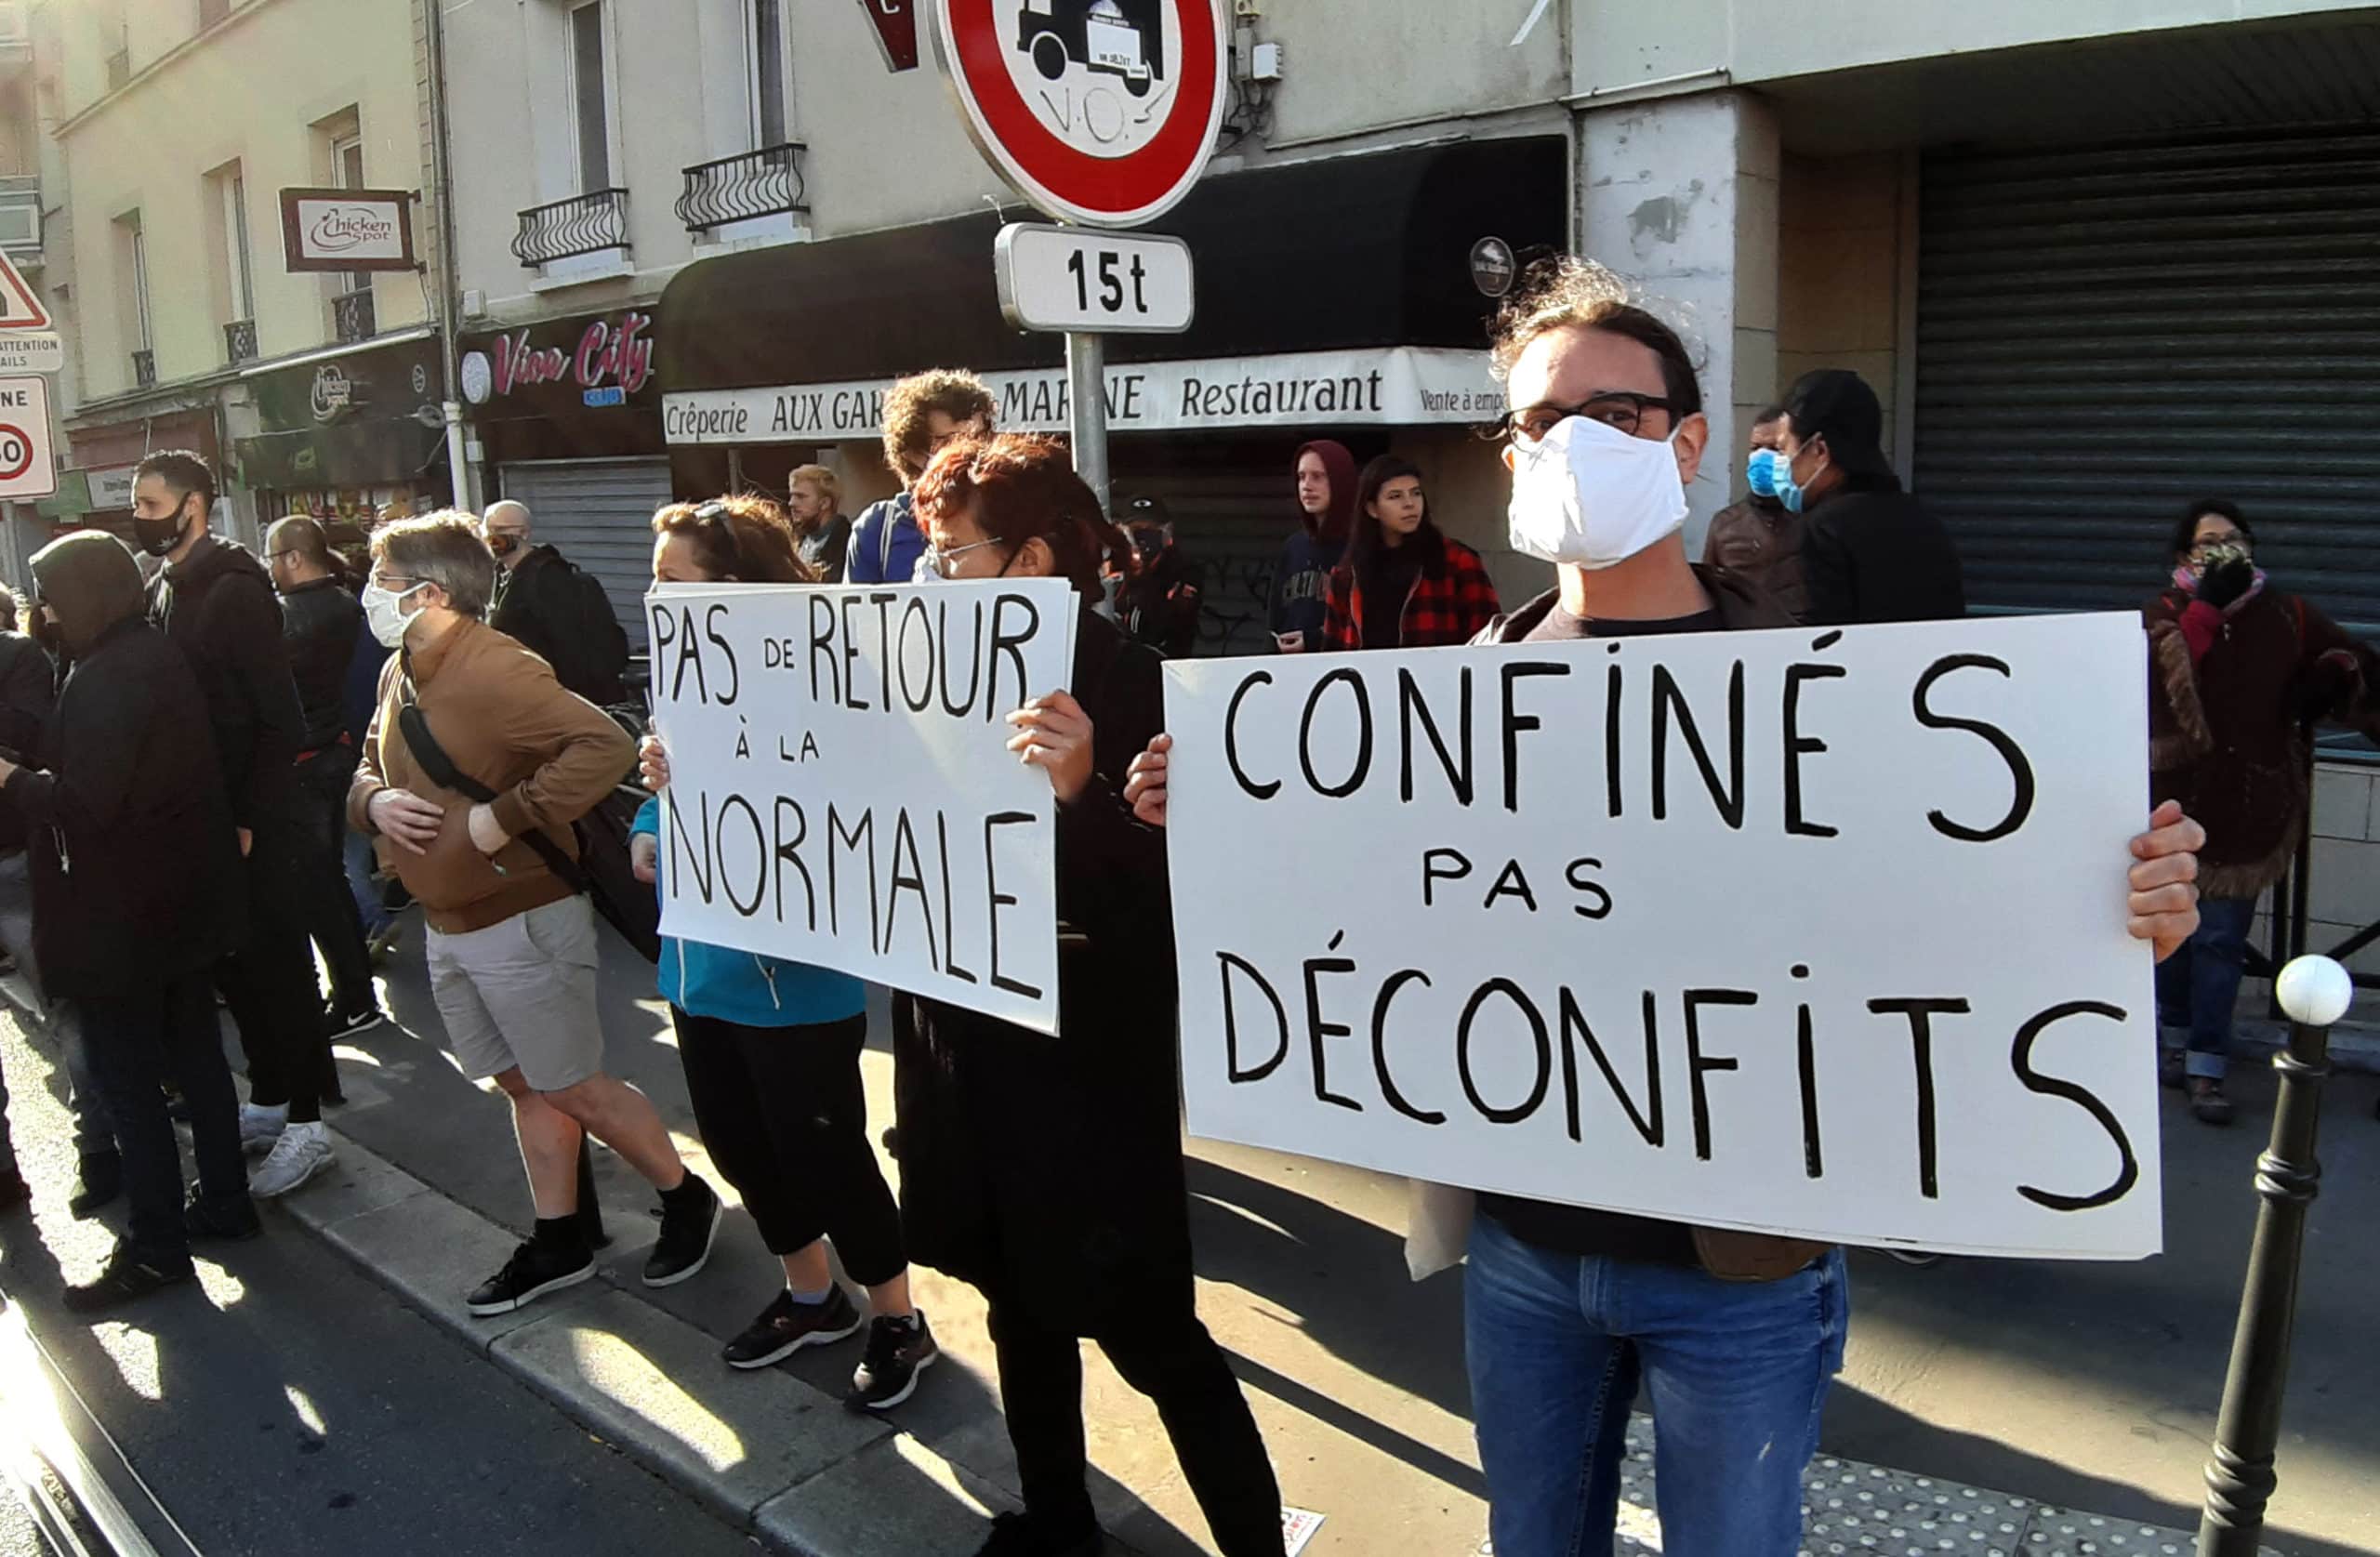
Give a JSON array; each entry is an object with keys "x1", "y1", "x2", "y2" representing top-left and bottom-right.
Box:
[
  {"x1": 646, "y1": 579, "x2": 1079, "y2": 1035},
  {"x1": 1165, "y1": 613, "x2": 2162, "y2": 1259}
]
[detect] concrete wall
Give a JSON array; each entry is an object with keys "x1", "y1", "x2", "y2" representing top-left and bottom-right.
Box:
[
  {"x1": 1570, "y1": 0, "x2": 2380, "y2": 94},
  {"x1": 1576, "y1": 90, "x2": 1779, "y2": 551},
  {"x1": 1256, "y1": 2, "x2": 1567, "y2": 150},
  {"x1": 1774, "y1": 152, "x2": 1911, "y2": 468},
  {"x1": 57, "y1": 0, "x2": 427, "y2": 398}
]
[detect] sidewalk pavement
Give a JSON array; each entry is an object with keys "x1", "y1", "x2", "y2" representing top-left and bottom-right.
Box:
[{"x1": 11, "y1": 918, "x2": 2366, "y2": 1556}]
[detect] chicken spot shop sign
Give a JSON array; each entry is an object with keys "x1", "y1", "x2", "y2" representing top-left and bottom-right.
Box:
[
  {"x1": 932, "y1": 0, "x2": 1228, "y2": 228},
  {"x1": 647, "y1": 579, "x2": 1079, "y2": 1035},
  {"x1": 1163, "y1": 613, "x2": 2165, "y2": 1260}
]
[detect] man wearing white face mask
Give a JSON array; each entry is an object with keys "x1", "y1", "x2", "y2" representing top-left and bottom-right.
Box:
[
  {"x1": 1122, "y1": 257, "x2": 2210, "y2": 1557},
  {"x1": 350, "y1": 514, "x2": 722, "y2": 1318}
]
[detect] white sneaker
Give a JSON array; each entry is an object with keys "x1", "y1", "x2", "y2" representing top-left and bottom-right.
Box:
[
  {"x1": 239, "y1": 1102, "x2": 289, "y2": 1156},
  {"x1": 248, "y1": 1122, "x2": 334, "y2": 1198}
]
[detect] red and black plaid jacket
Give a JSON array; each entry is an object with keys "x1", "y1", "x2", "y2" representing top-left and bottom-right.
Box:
[{"x1": 1322, "y1": 533, "x2": 1501, "y2": 650}]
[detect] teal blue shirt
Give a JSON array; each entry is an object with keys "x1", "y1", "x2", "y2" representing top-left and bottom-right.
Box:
[{"x1": 631, "y1": 795, "x2": 867, "y2": 1028}]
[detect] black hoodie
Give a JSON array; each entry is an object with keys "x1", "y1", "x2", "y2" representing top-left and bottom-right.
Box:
[
  {"x1": 151, "y1": 534, "x2": 305, "y2": 831},
  {"x1": 4, "y1": 532, "x2": 245, "y2": 996}
]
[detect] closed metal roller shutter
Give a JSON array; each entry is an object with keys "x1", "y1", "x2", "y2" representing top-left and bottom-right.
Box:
[
  {"x1": 493, "y1": 457, "x2": 674, "y2": 647},
  {"x1": 1915, "y1": 127, "x2": 2380, "y2": 636}
]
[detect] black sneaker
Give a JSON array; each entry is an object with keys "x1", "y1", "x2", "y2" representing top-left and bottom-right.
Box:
[
  {"x1": 971, "y1": 1511, "x2": 1104, "y2": 1557},
  {"x1": 846, "y1": 1311, "x2": 939, "y2": 1411},
  {"x1": 325, "y1": 1005, "x2": 387, "y2": 1042},
  {"x1": 63, "y1": 1247, "x2": 194, "y2": 1314},
  {"x1": 184, "y1": 1187, "x2": 263, "y2": 1242},
  {"x1": 641, "y1": 1174, "x2": 721, "y2": 1287},
  {"x1": 67, "y1": 1153, "x2": 122, "y2": 1218},
  {"x1": 723, "y1": 1287, "x2": 864, "y2": 1370},
  {"x1": 467, "y1": 1238, "x2": 595, "y2": 1316}
]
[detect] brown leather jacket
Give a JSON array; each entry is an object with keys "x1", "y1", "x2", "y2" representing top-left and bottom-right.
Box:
[
  {"x1": 1700, "y1": 497, "x2": 1809, "y2": 620},
  {"x1": 349, "y1": 616, "x2": 632, "y2": 934}
]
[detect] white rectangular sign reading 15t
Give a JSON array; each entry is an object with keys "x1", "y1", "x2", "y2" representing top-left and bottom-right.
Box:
[{"x1": 996, "y1": 223, "x2": 1194, "y2": 336}]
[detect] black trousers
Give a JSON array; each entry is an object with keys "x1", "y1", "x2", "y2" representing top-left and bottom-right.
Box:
[
  {"x1": 293, "y1": 746, "x2": 375, "y2": 1019},
  {"x1": 987, "y1": 1289, "x2": 1285, "y2": 1556},
  {"x1": 80, "y1": 971, "x2": 246, "y2": 1260},
  {"x1": 218, "y1": 825, "x2": 333, "y2": 1121},
  {"x1": 670, "y1": 1008, "x2": 906, "y2": 1287}
]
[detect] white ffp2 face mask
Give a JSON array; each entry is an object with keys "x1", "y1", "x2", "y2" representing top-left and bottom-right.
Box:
[
  {"x1": 361, "y1": 581, "x2": 428, "y2": 648},
  {"x1": 1506, "y1": 415, "x2": 1690, "y2": 569}
]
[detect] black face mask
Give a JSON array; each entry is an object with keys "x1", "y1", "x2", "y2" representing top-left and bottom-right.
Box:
[{"x1": 134, "y1": 495, "x2": 199, "y2": 558}]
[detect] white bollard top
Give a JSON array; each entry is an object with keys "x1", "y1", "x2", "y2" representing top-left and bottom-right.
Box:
[{"x1": 2276, "y1": 955, "x2": 2354, "y2": 1028}]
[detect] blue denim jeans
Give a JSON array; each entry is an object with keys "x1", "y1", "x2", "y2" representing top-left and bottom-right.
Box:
[
  {"x1": 345, "y1": 829, "x2": 393, "y2": 938},
  {"x1": 1465, "y1": 1211, "x2": 1848, "y2": 1557},
  {"x1": 2154, "y1": 894, "x2": 2257, "y2": 1080}
]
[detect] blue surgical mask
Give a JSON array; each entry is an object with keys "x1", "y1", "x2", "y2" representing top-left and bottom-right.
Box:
[
  {"x1": 1758, "y1": 445, "x2": 1822, "y2": 514},
  {"x1": 1746, "y1": 447, "x2": 1787, "y2": 501}
]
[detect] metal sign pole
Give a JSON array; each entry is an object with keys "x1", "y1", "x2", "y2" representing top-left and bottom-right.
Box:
[{"x1": 1066, "y1": 329, "x2": 1110, "y2": 512}]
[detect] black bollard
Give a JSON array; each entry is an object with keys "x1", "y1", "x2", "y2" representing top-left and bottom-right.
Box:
[
  {"x1": 575, "y1": 1135, "x2": 609, "y2": 1250},
  {"x1": 2197, "y1": 955, "x2": 2350, "y2": 1556}
]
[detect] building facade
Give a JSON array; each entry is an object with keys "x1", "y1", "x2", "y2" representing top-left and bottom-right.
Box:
[{"x1": 29, "y1": 0, "x2": 444, "y2": 574}]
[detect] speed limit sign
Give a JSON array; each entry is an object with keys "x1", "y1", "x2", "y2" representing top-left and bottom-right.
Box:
[{"x1": 0, "y1": 376, "x2": 53, "y2": 499}]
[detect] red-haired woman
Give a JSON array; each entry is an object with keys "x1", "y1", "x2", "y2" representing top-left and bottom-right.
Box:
[
  {"x1": 1319, "y1": 455, "x2": 1501, "y2": 651},
  {"x1": 905, "y1": 435, "x2": 1285, "y2": 1557}
]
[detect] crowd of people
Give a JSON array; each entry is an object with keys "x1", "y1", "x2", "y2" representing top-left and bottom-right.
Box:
[{"x1": 0, "y1": 249, "x2": 2373, "y2": 1557}]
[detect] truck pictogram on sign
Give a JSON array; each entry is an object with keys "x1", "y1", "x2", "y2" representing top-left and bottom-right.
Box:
[{"x1": 1017, "y1": 0, "x2": 1165, "y2": 96}]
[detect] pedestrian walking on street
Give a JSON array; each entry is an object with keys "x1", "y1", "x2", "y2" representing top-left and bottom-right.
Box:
[
  {"x1": 629, "y1": 496, "x2": 937, "y2": 1405},
  {"x1": 0, "y1": 532, "x2": 257, "y2": 1312},
  {"x1": 349, "y1": 513, "x2": 721, "y2": 1317},
  {"x1": 1773, "y1": 370, "x2": 1965, "y2": 626},
  {"x1": 1264, "y1": 440, "x2": 1353, "y2": 653},
  {"x1": 1703, "y1": 403, "x2": 1811, "y2": 617},
  {"x1": 267, "y1": 517, "x2": 387, "y2": 1044},
  {"x1": 338, "y1": 554, "x2": 400, "y2": 966},
  {"x1": 135, "y1": 451, "x2": 339, "y2": 1201},
  {"x1": 902, "y1": 436, "x2": 1287, "y2": 1557},
  {"x1": 2146, "y1": 499, "x2": 2380, "y2": 1125},
  {"x1": 848, "y1": 369, "x2": 997, "y2": 586},
  {"x1": 1319, "y1": 455, "x2": 1501, "y2": 651},
  {"x1": 1123, "y1": 257, "x2": 2207, "y2": 1557},
  {"x1": 787, "y1": 464, "x2": 853, "y2": 582},
  {"x1": 483, "y1": 500, "x2": 632, "y2": 707}
]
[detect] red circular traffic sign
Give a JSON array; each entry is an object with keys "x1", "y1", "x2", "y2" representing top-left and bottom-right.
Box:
[
  {"x1": 0, "y1": 424, "x2": 32, "y2": 483},
  {"x1": 932, "y1": 0, "x2": 1226, "y2": 229}
]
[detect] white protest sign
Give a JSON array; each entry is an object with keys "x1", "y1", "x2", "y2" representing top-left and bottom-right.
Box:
[
  {"x1": 647, "y1": 578, "x2": 1079, "y2": 1034},
  {"x1": 1165, "y1": 613, "x2": 2162, "y2": 1260}
]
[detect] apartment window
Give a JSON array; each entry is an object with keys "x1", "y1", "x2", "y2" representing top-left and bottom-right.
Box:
[
  {"x1": 750, "y1": 0, "x2": 787, "y2": 148},
  {"x1": 113, "y1": 210, "x2": 152, "y2": 385},
  {"x1": 569, "y1": 1, "x2": 611, "y2": 191},
  {"x1": 223, "y1": 171, "x2": 253, "y2": 319},
  {"x1": 331, "y1": 127, "x2": 368, "y2": 297}
]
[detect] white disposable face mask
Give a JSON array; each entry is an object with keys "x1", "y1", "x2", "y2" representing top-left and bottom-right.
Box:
[
  {"x1": 361, "y1": 581, "x2": 428, "y2": 648},
  {"x1": 1506, "y1": 415, "x2": 1690, "y2": 570}
]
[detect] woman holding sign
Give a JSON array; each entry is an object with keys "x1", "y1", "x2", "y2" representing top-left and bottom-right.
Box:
[
  {"x1": 1126, "y1": 258, "x2": 2209, "y2": 1557},
  {"x1": 901, "y1": 435, "x2": 1287, "y2": 1557},
  {"x1": 629, "y1": 497, "x2": 938, "y2": 1408},
  {"x1": 1319, "y1": 455, "x2": 1501, "y2": 651}
]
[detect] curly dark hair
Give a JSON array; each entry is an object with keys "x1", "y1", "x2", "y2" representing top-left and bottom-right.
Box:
[
  {"x1": 1488, "y1": 256, "x2": 1703, "y2": 419},
  {"x1": 882, "y1": 368, "x2": 998, "y2": 482}
]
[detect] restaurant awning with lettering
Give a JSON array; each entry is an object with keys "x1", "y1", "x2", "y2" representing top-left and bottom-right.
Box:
[{"x1": 654, "y1": 136, "x2": 1567, "y2": 401}]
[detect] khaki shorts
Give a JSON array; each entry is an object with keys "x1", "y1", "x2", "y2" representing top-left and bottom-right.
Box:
[{"x1": 424, "y1": 894, "x2": 604, "y2": 1092}]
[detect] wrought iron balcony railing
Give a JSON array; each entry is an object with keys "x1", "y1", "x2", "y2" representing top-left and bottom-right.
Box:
[
  {"x1": 512, "y1": 189, "x2": 630, "y2": 268},
  {"x1": 224, "y1": 318, "x2": 258, "y2": 363},
  {"x1": 676, "y1": 143, "x2": 809, "y2": 233},
  {"x1": 333, "y1": 288, "x2": 376, "y2": 345}
]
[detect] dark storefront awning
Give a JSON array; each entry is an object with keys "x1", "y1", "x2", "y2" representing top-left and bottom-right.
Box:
[
  {"x1": 657, "y1": 136, "x2": 1568, "y2": 392},
  {"x1": 232, "y1": 335, "x2": 448, "y2": 494}
]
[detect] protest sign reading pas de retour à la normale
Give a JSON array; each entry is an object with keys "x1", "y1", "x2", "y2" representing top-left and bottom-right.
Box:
[
  {"x1": 645, "y1": 577, "x2": 1079, "y2": 1036},
  {"x1": 1163, "y1": 612, "x2": 2162, "y2": 1260}
]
